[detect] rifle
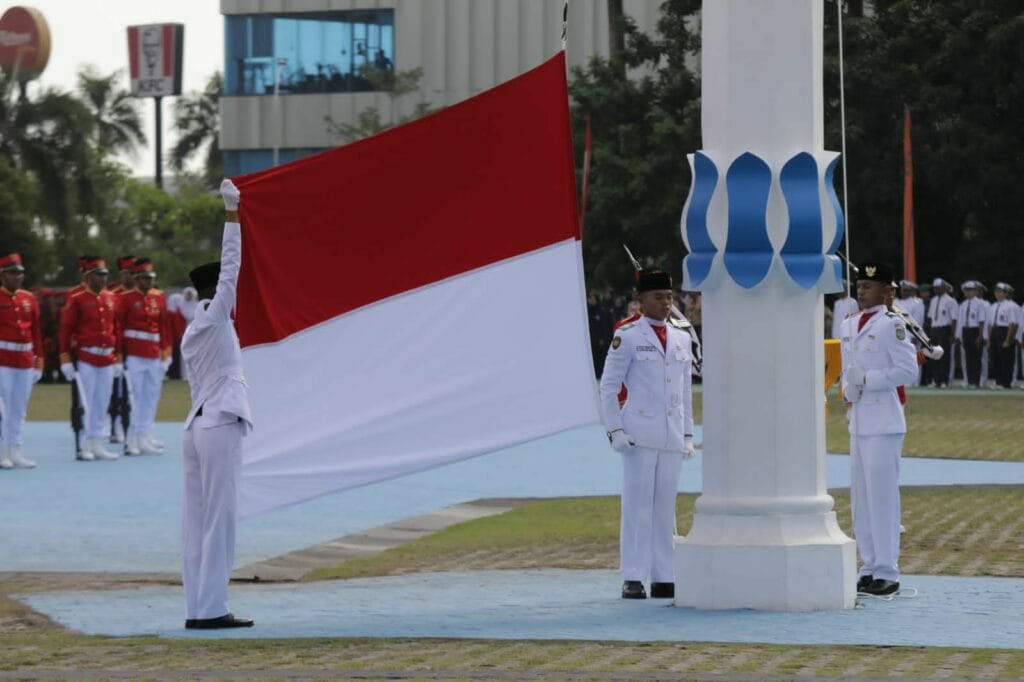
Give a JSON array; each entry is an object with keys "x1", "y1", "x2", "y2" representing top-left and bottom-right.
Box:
[
  {"x1": 108, "y1": 375, "x2": 131, "y2": 443},
  {"x1": 71, "y1": 377, "x2": 85, "y2": 457}
]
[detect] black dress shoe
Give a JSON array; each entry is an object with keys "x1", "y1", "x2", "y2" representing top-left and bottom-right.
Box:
[
  {"x1": 856, "y1": 575, "x2": 874, "y2": 592},
  {"x1": 861, "y1": 578, "x2": 899, "y2": 596},
  {"x1": 650, "y1": 582, "x2": 674, "y2": 598},
  {"x1": 185, "y1": 613, "x2": 254, "y2": 629},
  {"x1": 621, "y1": 580, "x2": 647, "y2": 599}
]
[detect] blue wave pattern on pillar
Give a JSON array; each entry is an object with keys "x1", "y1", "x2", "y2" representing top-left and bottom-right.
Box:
[
  {"x1": 779, "y1": 152, "x2": 824, "y2": 289},
  {"x1": 823, "y1": 155, "x2": 845, "y2": 283},
  {"x1": 724, "y1": 152, "x2": 773, "y2": 288},
  {"x1": 683, "y1": 152, "x2": 719, "y2": 287}
]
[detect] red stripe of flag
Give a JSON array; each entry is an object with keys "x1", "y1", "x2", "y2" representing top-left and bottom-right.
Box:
[{"x1": 234, "y1": 53, "x2": 581, "y2": 348}]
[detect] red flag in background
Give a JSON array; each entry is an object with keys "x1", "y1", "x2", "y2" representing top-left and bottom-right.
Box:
[{"x1": 902, "y1": 105, "x2": 917, "y2": 282}]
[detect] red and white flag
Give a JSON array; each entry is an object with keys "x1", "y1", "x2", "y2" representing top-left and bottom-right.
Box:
[{"x1": 232, "y1": 53, "x2": 599, "y2": 517}]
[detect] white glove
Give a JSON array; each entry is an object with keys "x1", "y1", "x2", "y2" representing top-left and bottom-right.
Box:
[
  {"x1": 32, "y1": 368, "x2": 43, "y2": 384},
  {"x1": 112, "y1": 363, "x2": 123, "y2": 379},
  {"x1": 683, "y1": 436, "x2": 695, "y2": 460},
  {"x1": 922, "y1": 345, "x2": 944, "y2": 360},
  {"x1": 844, "y1": 382, "x2": 863, "y2": 404},
  {"x1": 609, "y1": 430, "x2": 635, "y2": 454},
  {"x1": 162, "y1": 357, "x2": 172, "y2": 374},
  {"x1": 60, "y1": 362, "x2": 75, "y2": 382},
  {"x1": 220, "y1": 178, "x2": 240, "y2": 211},
  {"x1": 846, "y1": 365, "x2": 867, "y2": 387}
]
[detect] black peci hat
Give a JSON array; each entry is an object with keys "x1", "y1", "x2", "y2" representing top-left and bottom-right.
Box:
[
  {"x1": 856, "y1": 262, "x2": 895, "y2": 285},
  {"x1": 189, "y1": 262, "x2": 221, "y2": 290},
  {"x1": 636, "y1": 268, "x2": 673, "y2": 293}
]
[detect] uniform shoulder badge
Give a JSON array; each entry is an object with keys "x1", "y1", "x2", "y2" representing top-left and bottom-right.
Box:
[
  {"x1": 895, "y1": 325, "x2": 906, "y2": 341},
  {"x1": 611, "y1": 336, "x2": 622, "y2": 350},
  {"x1": 617, "y1": 321, "x2": 638, "y2": 332},
  {"x1": 668, "y1": 317, "x2": 691, "y2": 329}
]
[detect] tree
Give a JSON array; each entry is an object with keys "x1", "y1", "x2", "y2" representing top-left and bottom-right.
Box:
[
  {"x1": 170, "y1": 72, "x2": 223, "y2": 187},
  {"x1": 0, "y1": 72, "x2": 101, "y2": 280},
  {"x1": 76, "y1": 66, "x2": 146, "y2": 157},
  {"x1": 0, "y1": 155, "x2": 52, "y2": 280},
  {"x1": 569, "y1": 0, "x2": 702, "y2": 292}
]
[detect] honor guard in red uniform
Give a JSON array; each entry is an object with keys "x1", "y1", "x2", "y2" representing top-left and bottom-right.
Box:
[
  {"x1": 108, "y1": 255, "x2": 136, "y2": 296},
  {"x1": 59, "y1": 256, "x2": 120, "y2": 461},
  {"x1": 116, "y1": 258, "x2": 172, "y2": 455},
  {"x1": 0, "y1": 253, "x2": 43, "y2": 469}
]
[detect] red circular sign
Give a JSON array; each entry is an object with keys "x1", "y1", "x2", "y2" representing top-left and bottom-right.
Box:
[{"x1": 0, "y1": 6, "x2": 50, "y2": 81}]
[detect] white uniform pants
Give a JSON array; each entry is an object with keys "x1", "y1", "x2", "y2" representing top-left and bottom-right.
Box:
[
  {"x1": 125, "y1": 356, "x2": 164, "y2": 437},
  {"x1": 76, "y1": 362, "x2": 114, "y2": 440},
  {"x1": 850, "y1": 433, "x2": 903, "y2": 582},
  {"x1": 181, "y1": 416, "x2": 243, "y2": 620},
  {"x1": 0, "y1": 366, "x2": 33, "y2": 445},
  {"x1": 620, "y1": 448, "x2": 681, "y2": 582}
]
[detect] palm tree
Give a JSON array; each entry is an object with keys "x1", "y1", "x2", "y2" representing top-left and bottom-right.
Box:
[
  {"x1": 0, "y1": 71, "x2": 101, "y2": 281},
  {"x1": 76, "y1": 66, "x2": 146, "y2": 157},
  {"x1": 170, "y1": 72, "x2": 222, "y2": 186}
]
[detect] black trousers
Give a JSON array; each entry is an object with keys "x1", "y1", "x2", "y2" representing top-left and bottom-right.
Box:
[
  {"x1": 990, "y1": 327, "x2": 1014, "y2": 388},
  {"x1": 927, "y1": 326, "x2": 952, "y2": 385},
  {"x1": 962, "y1": 327, "x2": 982, "y2": 386}
]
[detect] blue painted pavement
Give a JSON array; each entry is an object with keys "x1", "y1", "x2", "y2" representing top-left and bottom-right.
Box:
[
  {"x1": 14, "y1": 570, "x2": 1024, "y2": 649},
  {"x1": 3, "y1": 422, "x2": 1024, "y2": 573}
]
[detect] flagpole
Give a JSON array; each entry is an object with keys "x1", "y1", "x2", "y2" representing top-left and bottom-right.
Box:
[{"x1": 902, "y1": 105, "x2": 916, "y2": 282}]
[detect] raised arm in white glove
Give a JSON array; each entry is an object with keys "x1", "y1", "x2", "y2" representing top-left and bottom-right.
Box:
[
  {"x1": 922, "y1": 345, "x2": 944, "y2": 360},
  {"x1": 220, "y1": 178, "x2": 240, "y2": 211},
  {"x1": 608, "y1": 429, "x2": 635, "y2": 454},
  {"x1": 683, "y1": 435, "x2": 695, "y2": 460},
  {"x1": 60, "y1": 362, "x2": 75, "y2": 382}
]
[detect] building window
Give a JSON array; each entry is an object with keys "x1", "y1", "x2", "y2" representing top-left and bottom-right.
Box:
[
  {"x1": 224, "y1": 148, "x2": 328, "y2": 176},
  {"x1": 225, "y1": 11, "x2": 395, "y2": 96}
]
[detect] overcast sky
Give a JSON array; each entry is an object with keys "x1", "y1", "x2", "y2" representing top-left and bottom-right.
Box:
[{"x1": 14, "y1": 0, "x2": 223, "y2": 178}]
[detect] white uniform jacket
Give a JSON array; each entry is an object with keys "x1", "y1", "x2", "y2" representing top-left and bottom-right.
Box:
[
  {"x1": 181, "y1": 222, "x2": 253, "y2": 433},
  {"x1": 599, "y1": 316, "x2": 693, "y2": 451},
  {"x1": 840, "y1": 305, "x2": 918, "y2": 436}
]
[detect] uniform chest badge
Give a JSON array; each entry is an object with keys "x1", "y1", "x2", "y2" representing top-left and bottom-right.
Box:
[
  {"x1": 611, "y1": 337, "x2": 621, "y2": 350},
  {"x1": 133, "y1": 302, "x2": 142, "y2": 310},
  {"x1": 895, "y1": 326, "x2": 906, "y2": 341},
  {"x1": 867, "y1": 334, "x2": 875, "y2": 340}
]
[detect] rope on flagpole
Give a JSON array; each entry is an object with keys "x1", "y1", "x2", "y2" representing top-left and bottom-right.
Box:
[
  {"x1": 837, "y1": 0, "x2": 852, "y2": 296},
  {"x1": 561, "y1": 0, "x2": 569, "y2": 51}
]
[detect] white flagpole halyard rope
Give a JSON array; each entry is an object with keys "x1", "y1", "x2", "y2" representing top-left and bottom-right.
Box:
[
  {"x1": 837, "y1": 1, "x2": 852, "y2": 296},
  {"x1": 561, "y1": 0, "x2": 569, "y2": 51}
]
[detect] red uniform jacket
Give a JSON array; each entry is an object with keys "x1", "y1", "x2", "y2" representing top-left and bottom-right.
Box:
[
  {"x1": 59, "y1": 288, "x2": 118, "y2": 367},
  {"x1": 0, "y1": 288, "x2": 43, "y2": 369},
  {"x1": 116, "y1": 288, "x2": 171, "y2": 360}
]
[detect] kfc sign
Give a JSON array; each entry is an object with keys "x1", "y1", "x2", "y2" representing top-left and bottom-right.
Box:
[
  {"x1": 0, "y1": 6, "x2": 51, "y2": 81},
  {"x1": 127, "y1": 23, "x2": 183, "y2": 98}
]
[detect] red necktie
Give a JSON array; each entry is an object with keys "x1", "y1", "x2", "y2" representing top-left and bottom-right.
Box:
[
  {"x1": 857, "y1": 310, "x2": 876, "y2": 332},
  {"x1": 652, "y1": 324, "x2": 667, "y2": 351}
]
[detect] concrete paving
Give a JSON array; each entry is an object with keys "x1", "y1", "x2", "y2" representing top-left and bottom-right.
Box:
[{"x1": 14, "y1": 570, "x2": 1024, "y2": 649}]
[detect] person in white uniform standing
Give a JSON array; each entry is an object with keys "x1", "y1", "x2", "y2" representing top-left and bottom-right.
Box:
[
  {"x1": 180, "y1": 179, "x2": 254, "y2": 630},
  {"x1": 599, "y1": 268, "x2": 694, "y2": 600},
  {"x1": 831, "y1": 281, "x2": 859, "y2": 340},
  {"x1": 925, "y1": 278, "x2": 958, "y2": 387},
  {"x1": 840, "y1": 262, "x2": 918, "y2": 597}
]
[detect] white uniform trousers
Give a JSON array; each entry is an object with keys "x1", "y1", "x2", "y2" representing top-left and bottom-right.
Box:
[
  {"x1": 0, "y1": 366, "x2": 33, "y2": 445},
  {"x1": 76, "y1": 362, "x2": 114, "y2": 440},
  {"x1": 620, "y1": 448, "x2": 681, "y2": 582},
  {"x1": 181, "y1": 416, "x2": 243, "y2": 619},
  {"x1": 125, "y1": 356, "x2": 164, "y2": 437},
  {"x1": 850, "y1": 433, "x2": 903, "y2": 582}
]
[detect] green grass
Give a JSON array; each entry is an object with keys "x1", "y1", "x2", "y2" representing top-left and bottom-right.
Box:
[
  {"x1": 26, "y1": 379, "x2": 191, "y2": 422},
  {"x1": 825, "y1": 389, "x2": 1024, "y2": 460},
  {"x1": 309, "y1": 486, "x2": 1024, "y2": 581}
]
